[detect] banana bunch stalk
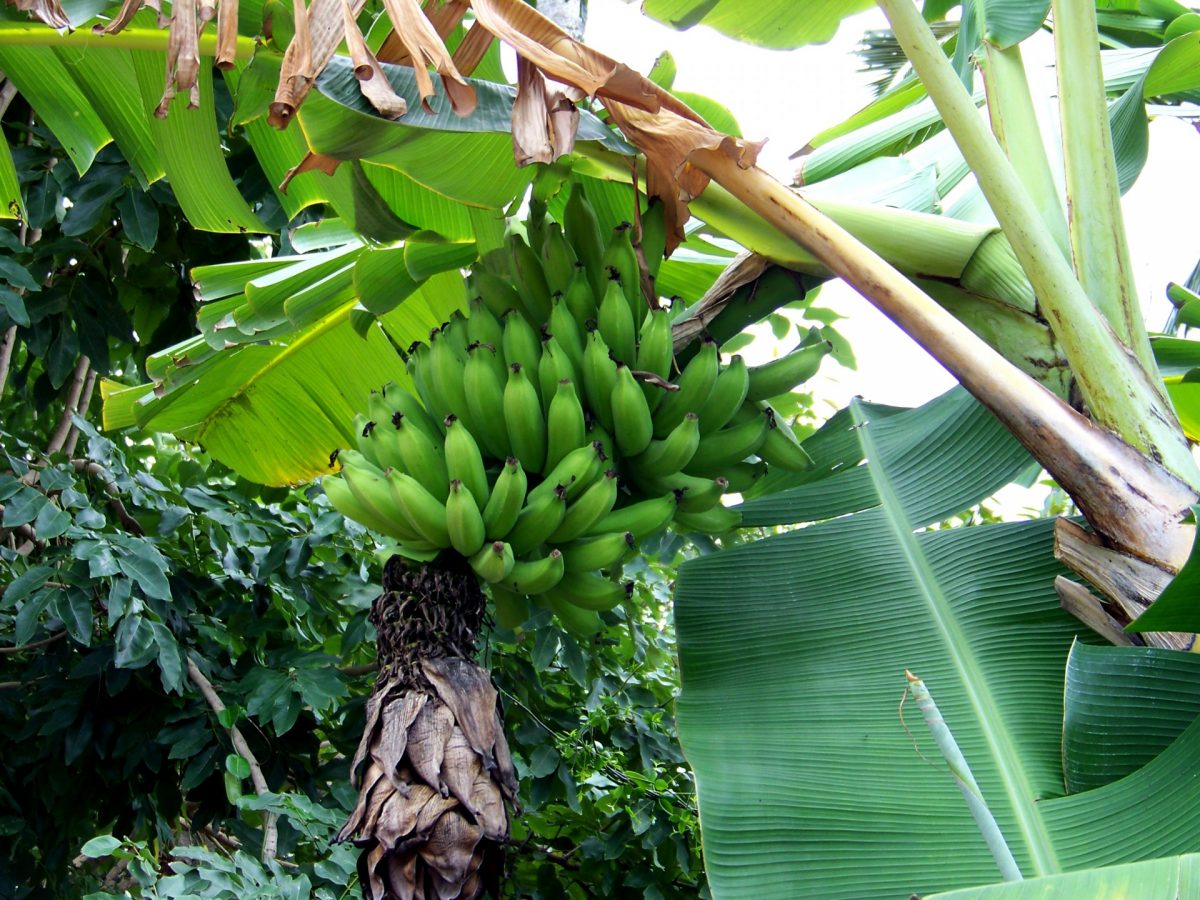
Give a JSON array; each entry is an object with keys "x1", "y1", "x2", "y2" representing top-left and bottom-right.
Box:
[{"x1": 324, "y1": 183, "x2": 832, "y2": 635}]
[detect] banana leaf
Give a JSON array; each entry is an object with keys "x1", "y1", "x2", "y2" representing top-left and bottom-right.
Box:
[
  {"x1": 675, "y1": 387, "x2": 1200, "y2": 898},
  {"x1": 926, "y1": 853, "x2": 1200, "y2": 898}
]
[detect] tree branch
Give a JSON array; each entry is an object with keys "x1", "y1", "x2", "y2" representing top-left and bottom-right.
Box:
[
  {"x1": 63, "y1": 369, "x2": 98, "y2": 458},
  {"x1": 0, "y1": 326, "x2": 15, "y2": 398},
  {"x1": 0, "y1": 629, "x2": 65, "y2": 655},
  {"x1": 186, "y1": 657, "x2": 279, "y2": 861},
  {"x1": 46, "y1": 356, "x2": 90, "y2": 455},
  {"x1": 71, "y1": 459, "x2": 144, "y2": 535}
]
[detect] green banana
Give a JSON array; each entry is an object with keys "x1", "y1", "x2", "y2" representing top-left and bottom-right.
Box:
[
  {"x1": 446, "y1": 479, "x2": 486, "y2": 556},
  {"x1": 597, "y1": 278, "x2": 637, "y2": 366},
  {"x1": 544, "y1": 571, "x2": 633, "y2": 612},
  {"x1": 563, "y1": 265, "x2": 597, "y2": 324},
  {"x1": 375, "y1": 384, "x2": 442, "y2": 445},
  {"x1": 490, "y1": 584, "x2": 529, "y2": 629},
  {"x1": 548, "y1": 296, "x2": 585, "y2": 372},
  {"x1": 444, "y1": 415, "x2": 490, "y2": 507},
  {"x1": 533, "y1": 441, "x2": 605, "y2": 504},
  {"x1": 563, "y1": 182, "x2": 606, "y2": 302},
  {"x1": 507, "y1": 485, "x2": 567, "y2": 556},
  {"x1": 582, "y1": 329, "x2": 618, "y2": 432},
  {"x1": 442, "y1": 311, "x2": 470, "y2": 363},
  {"x1": 641, "y1": 472, "x2": 727, "y2": 513},
  {"x1": 745, "y1": 340, "x2": 832, "y2": 402},
  {"x1": 465, "y1": 297, "x2": 504, "y2": 356},
  {"x1": 635, "y1": 307, "x2": 673, "y2": 408},
  {"x1": 723, "y1": 460, "x2": 768, "y2": 494},
  {"x1": 611, "y1": 364, "x2": 654, "y2": 456},
  {"x1": 473, "y1": 270, "x2": 523, "y2": 319},
  {"x1": 540, "y1": 222, "x2": 577, "y2": 293},
  {"x1": 483, "y1": 457, "x2": 527, "y2": 540},
  {"x1": 390, "y1": 412, "x2": 450, "y2": 501},
  {"x1": 428, "y1": 330, "x2": 475, "y2": 433},
  {"x1": 545, "y1": 379, "x2": 587, "y2": 473},
  {"x1": 698, "y1": 355, "x2": 750, "y2": 435},
  {"x1": 504, "y1": 549, "x2": 565, "y2": 595},
  {"x1": 585, "y1": 416, "x2": 614, "y2": 464},
  {"x1": 470, "y1": 541, "x2": 515, "y2": 583},
  {"x1": 672, "y1": 504, "x2": 743, "y2": 534},
  {"x1": 325, "y1": 470, "x2": 422, "y2": 544},
  {"x1": 638, "y1": 198, "x2": 667, "y2": 284},
  {"x1": 652, "y1": 337, "x2": 718, "y2": 437},
  {"x1": 633, "y1": 413, "x2": 700, "y2": 479},
  {"x1": 683, "y1": 409, "x2": 770, "y2": 476},
  {"x1": 586, "y1": 492, "x2": 678, "y2": 542},
  {"x1": 758, "y1": 411, "x2": 815, "y2": 472},
  {"x1": 546, "y1": 592, "x2": 603, "y2": 638},
  {"x1": 538, "y1": 338, "x2": 577, "y2": 409},
  {"x1": 560, "y1": 531, "x2": 635, "y2": 573},
  {"x1": 507, "y1": 232, "x2": 553, "y2": 322},
  {"x1": 504, "y1": 363, "x2": 547, "y2": 475},
  {"x1": 405, "y1": 344, "x2": 443, "y2": 434},
  {"x1": 386, "y1": 470, "x2": 451, "y2": 548},
  {"x1": 502, "y1": 310, "x2": 544, "y2": 402},
  {"x1": 353, "y1": 414, "x2": 384, "y2": 470},
  {"x1": 550, "y1": 468, "x2": 619, "y2": 543},
  {"x1": 602, "y1": 221, "x2": 642, "y2": 319},
  {"x1": 464, "y1": 346, "x2": 511, "y2": 459}
]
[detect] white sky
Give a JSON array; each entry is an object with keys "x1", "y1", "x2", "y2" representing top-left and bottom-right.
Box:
[{"x1": 578, "y1": 1, "x2": 1200, "y2": 414}]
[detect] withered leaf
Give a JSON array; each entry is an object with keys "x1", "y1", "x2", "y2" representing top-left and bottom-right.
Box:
[
  {"x1": 215, "y1": 0, "x2": 239, "y2": 68},
  {"x1": 422, "y1": 656, "x2": 497, "y2": 770},
  {"x1": 450, "y1": 20, "x2": 494, "y2": 77},
  {"x1": 336, "y1": 764, "x2": 385, "y2": 842},
  {"x1": 359, "y1": 842, "x2": 387, "y2": 900},
  {"x1": 375, "y1": 782, "x2": 435, "y2": 850},
  {"x1": 438, "y1": 726, "x2": 484, "y2": 820},
  {"x1": 512, "y1": 57, "x2": 553, "y2": 166},
  {"x1": 418, "y1": 808, "x2": 483, "y2": 887},
  {"x1": 406, "y1": 698, "x2": 454, "y2": 794},
  {"x1": 383, "y1": 849, "x2": 420, "y2": 900},
  {"x1": 466, "y1": 754, "x2": 507, "y2": 841},
  {"x1": 341, "y1": 0, "x2": 409, "y2": 119},
  {"x1": 373, "y1": 691, "x2": 428, "y2": 789},
  {"x1": 491, "y1": 710, "x2": 519, "y2": 805},
  {"x1": 349, "y1": 676, "x2": 399, "y2": 788},
  {"x1": 377, "y1": 0, "x2": 475, "y2": 115},
  {"x1": 270, "y1": 0, "x2": 367, "y2": 127}
]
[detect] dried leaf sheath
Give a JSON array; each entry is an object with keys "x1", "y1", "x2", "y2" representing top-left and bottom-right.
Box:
[
  {"x1": 378, "y1": 0, "x2": 476, "y2": 115},
  {"x1": 215, "y1": 0, "x2": 239, "y2": 68},
  {"x1": 337, "y1": 558, "x2": 515, "y2": 900},
  {"x1": 450, "y1": 21, "x2": 494, "y2": 77},
  {"x1": 377, "y1": 0, "x2": 468, "y2": 64},
  {"x1": 11, "y1": 0, "x2": 70, "y2": 28},
  {"x1": 341, "y1": 0, "x2": 409, "y2": 119},
  {"x1": 159, "y1": 0, "x2": 201, "y2": 114},
  {"x1": 270, "y1": 0, "x2": 368, "y2": 127}
]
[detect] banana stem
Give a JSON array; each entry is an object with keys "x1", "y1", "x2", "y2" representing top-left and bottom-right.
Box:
[
  {"x1": 874, "y1": 0, "x2": 1197, "y2": 490},
  {"x1": 690, "y1": 147, "x2": 1196, "y2": 569},
  {"x1": 1051, "y1": 0, "x2": 1152, "y2": 373}
]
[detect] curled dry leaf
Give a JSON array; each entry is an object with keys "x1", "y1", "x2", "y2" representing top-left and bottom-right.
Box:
[
  {"x1": 512, "y1": 56, "x2": 554, "y2": 166},
  {"x1": 422, "y1": 656, "x2": 497, "y2": 769},
  {"x1": 279, "y1": 150, "x2": 341, "y2": 193},
  {"x1": 93, "y1": 0, "x2": 145, "y2": 35},
  {"x1": 12, "y1": 0, "x2": 70, "y2": 28},
  {"x1": 270, "y1": 0, "x2": 367, "y2": 127},
  {"x1": 215, "y1": 0, "x2": 239, "y2": 68},
  {"x1": 341, "y1": 0, "x2": 409, "y2": 119},
  {"x1": 374, "y1": 692, "x2": 428, "y2": 789},
  {"x1": 158, "y1": 0, "x2": 201, "y2": 115},
  {"x1": 378, "y1": 0, "x2": 468, "y2": 64},
  {"x1": 291, "y1": 0, "x2": 314, "y2": 88},
  {"x1": 378, "y1": 0, "x2": 476, "y2": 115}
]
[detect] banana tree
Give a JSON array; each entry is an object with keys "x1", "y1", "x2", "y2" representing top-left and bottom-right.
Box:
[{"x1": 5, "y1": 0, "x2": 1200, "y2": 895}]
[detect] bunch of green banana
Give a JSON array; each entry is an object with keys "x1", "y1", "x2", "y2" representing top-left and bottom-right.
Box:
[{"x1": 323, "y1": 183, "x2": 832, "y2": 633}]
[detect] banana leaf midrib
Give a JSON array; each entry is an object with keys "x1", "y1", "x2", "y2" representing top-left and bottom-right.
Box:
[{"x1": 849, "y1": 397, "x2": 1060, "y2": 878}]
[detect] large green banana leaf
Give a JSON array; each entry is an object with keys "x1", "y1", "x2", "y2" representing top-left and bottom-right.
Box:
[
  {"x1": 675, "y1": 387, "x2": 1200, "y2": 898},
  {"x1": 926, "y1": 853, "x2": 1200, "y2": 899}
]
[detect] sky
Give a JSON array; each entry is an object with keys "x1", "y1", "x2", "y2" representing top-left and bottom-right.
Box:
[{"x1": 573, "y1": 0, "x2": 1200, "y2": 417}]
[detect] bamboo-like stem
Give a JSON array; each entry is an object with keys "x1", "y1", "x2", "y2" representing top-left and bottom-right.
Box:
[
  {"x1": 0, "y1": 325, "x2": 15, "y2": 397},
  {"x1": 692, "y1": 148, "x2": 1196, "y2": 568},
  {"x1": 186, "y1": 657, "x2": 279, "y2": 861},
  {"x1": 46, "y1": 356, "x2": 89, "y2": 456},
  {"x1": 875, "y1": 0, "x2": 1196, "y2": 489},
  {"x1": 1051, "y1": 0, "x2": 1152, "y2": 374},
  {"x1": 63, "y1": 370, "x2": 98, "y2": 458},
  {"x1": 0, "y1": 23, "x2": 259, "y2": 61},
  {"x1": 905, "y1": 671, "x2": 1023, "y2": 882},
  {"x1": 979, "y1": 42, "x2": 1068, "y2": 256}
]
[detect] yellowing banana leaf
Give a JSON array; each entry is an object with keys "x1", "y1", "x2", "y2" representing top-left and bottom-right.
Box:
[
  {"x1": 676, "y1": 387, "x2": 1200, "y2": 898},
  {"x1": 925, "y1": 853, "x2": 1200, "y2": 899}
]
